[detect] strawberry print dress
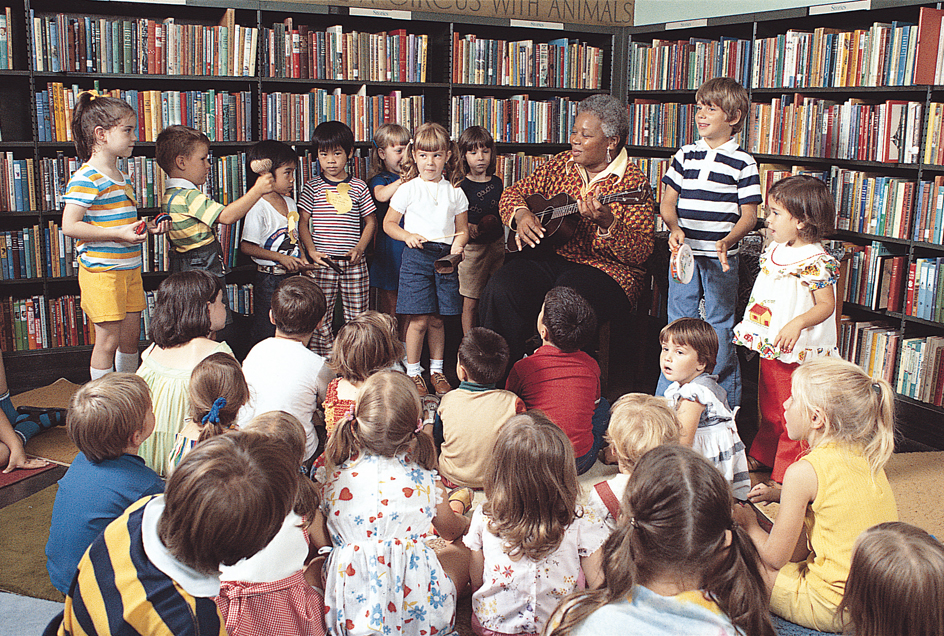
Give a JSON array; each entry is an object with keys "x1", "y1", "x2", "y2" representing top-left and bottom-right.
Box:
[{"x1": 321, "y1": 451, "x2": 456, "y2": 636}]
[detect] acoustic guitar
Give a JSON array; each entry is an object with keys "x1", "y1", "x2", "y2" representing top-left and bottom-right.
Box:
[{"x1": 506, "y1": 187, "x2": 649, "y2": 253}]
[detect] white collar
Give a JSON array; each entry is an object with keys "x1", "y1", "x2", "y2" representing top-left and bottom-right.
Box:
[
  {"x1": 165, "y1": 177, "x2": 199, "y2": 190},
  {"x1": 695, "y1": 137, "x2": 739, "y2": 153},
  {"x1": 141, "y1": 497, "x2": 222, "y2": 598}
]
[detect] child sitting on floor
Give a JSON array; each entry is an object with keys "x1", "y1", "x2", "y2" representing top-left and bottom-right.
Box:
[
  {"x1": 435, "y1": 327, "x2": 524, "y2": 489},
  {"x1": 587, "y1": 393, "x2": 681, "y2": 531},
  {"x1": 61, "y1": 431, "x2": 300, "y2": 635},
  {"x1": 505, "y1": 286, "x2": 608, "y2": 475},
  {"x1": 46, "y1": 374, "x2": 164, "y2": 595}
]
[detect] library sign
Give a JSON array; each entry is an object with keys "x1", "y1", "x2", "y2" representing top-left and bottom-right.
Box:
[{"x1": 300, "y1": 0, "x2": 634, "y2": 26}]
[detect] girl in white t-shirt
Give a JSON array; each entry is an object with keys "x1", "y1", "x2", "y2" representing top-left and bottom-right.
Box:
[
  {"x1": 383, "y1": 123, "x2": 469, "y2": 397},
  {"x1": 464, "y1": 411, "x2": 607, "y2": 636},
  {"x1": 239, "y1": 140, "x2": 306, "y2": 346}
]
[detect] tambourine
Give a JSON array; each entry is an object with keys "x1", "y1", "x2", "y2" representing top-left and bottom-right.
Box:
[{"x1": 671, "y1": 243, "x2": 694, "y2": 284}]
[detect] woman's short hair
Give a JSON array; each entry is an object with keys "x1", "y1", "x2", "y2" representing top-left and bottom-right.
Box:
[
  {"x1": 577, "y1": 94, "x2": 629, "y2": 148},
  {"x1": 149, "y1": 270, "x2": 224, "y2": 348}
]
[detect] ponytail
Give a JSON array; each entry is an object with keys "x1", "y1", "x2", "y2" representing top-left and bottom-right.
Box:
[
  {"x1": 863, "y1": 377, "x2": 895, "y2": 475},
  {"x1": 325, "y1": 409, "x2": 360, "y2": 474},
  {"x1": 188, "y1": 352, "x2": 249, "y2": 444},
  {"x1": 71, "y1": 91, "x2": 136, "y2": 162},
  {"x1": 410, "y1": 423, "x2": 437, "y2": 471}
]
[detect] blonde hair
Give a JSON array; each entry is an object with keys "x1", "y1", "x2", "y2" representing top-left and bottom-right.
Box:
[
  {"x1": 325, "y1": 371, "x2": 435, "y2": 473},
  {"x1": 790, "y1": 357, "x2": 895, "y2": 474},
  {"x1": 328, "y1": 310, "x2": 404, "y2": 384},
  {"x1": 242, "y1": 411, "x2": 320, "y2": 522},
  {"x1": 607, "y1": 393, "x2": 681, "y2": 473},
  {"x1": 369, "y1": 123, "x2": 411, "y2": 178},
  {"x1": 188, "y1": 352, "x2": 250, "y2": 443},
  {"x1": 67, "y1": 373, "x2": 152, "y2": 463},
  {"x1": 399, "y1": 122, "x2": 458, "y2": 183},
  {"x1": 838, "y1": 521, "x2": 944, "y2": 636},
  {"x1": 483, "y1": 411, "x2": 579, "y2": 561}
]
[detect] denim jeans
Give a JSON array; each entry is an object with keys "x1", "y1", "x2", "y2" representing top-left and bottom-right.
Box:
[
  {"x1": 575, "y1": 397, "x2": 611, "y2": 475},
  {"x1": 657, "y1": 254, "x2": 741, "y2": 407}
]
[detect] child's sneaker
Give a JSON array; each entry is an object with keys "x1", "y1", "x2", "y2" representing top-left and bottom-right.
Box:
[
  {"x1": 430, "y1": 372, "x2": 452, "y2": 396},
  {"x1": 409, "y1": 374, "x2": 429, "y2": 397}
]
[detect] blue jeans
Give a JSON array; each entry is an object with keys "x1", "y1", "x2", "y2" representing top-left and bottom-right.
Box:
[
  {"x1": 250, "y1": 271, "x2": 292, "y2": 347},
  {"x1": 575, "y1": 397, "x2": 611, "y2": 475},
  {"x1": 657, "y1": 254, "x2": 741, "y2": 407}
]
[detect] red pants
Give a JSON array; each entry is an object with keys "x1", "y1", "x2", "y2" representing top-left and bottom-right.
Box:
[{"x1": 750, "y1": 358, "x2": 808, "y2": 482}]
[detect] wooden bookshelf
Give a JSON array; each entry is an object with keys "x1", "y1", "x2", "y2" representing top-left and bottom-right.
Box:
[
  {"x1": 626, "y1": 0, "x2": 944, "y2": 450},
  {"x1": 0, "y1": 0, "x2": 618, "y2": 388}
]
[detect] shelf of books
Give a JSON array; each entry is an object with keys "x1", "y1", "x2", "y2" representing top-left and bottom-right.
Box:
[
  {"x1": 625, "y1": 0, "x2": 944, "y2": 448},
  {"x1": 0, "y1": 0, "x2": 618, "y2": 384}
]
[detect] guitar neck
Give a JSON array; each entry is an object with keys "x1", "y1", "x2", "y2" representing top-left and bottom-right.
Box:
[{"x1": 548, "y1": 191, "x2": 635, "y2": 221}]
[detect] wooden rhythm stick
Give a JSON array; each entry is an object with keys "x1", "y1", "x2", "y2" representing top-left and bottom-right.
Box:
[{"x1": 425, "y1": 231, "x2": 464, "y2": 243}]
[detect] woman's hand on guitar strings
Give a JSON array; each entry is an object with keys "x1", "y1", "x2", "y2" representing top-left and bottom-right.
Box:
[
  {"x1": 513, "y1": 207, "x2": 546, "y2": 250},
  {"x1": 577, "y1": 191, "x2": 614, "y2": 231}
]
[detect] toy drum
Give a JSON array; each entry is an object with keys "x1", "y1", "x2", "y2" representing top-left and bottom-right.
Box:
[{"x1": 671, "y1": 243, "x2": 694, "y2": 284}]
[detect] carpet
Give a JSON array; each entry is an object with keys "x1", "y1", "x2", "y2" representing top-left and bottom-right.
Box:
[
  {"x1": 0, "y1": 485, "x2": 62, "y2": 602},
  {"x1": 0, "y1": 463, "x2": 56, "y2": 490},
  {"x1": 12, "y1": 379, "x2": 81, "y2": 465}
]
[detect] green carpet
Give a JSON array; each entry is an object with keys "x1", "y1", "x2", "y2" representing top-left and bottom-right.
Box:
[{"x1": 0, "y1": 485, "x2": 63, "y2": 602}]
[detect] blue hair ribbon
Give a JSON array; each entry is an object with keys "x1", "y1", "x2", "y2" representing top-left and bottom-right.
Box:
[{"x1": 202, "y1": 397, "x2": 227, "y2": 425}]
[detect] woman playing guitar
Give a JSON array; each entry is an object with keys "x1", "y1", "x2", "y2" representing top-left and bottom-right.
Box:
[{"x1": 480, "y1": 94, "x2": 657, "y2": 367}]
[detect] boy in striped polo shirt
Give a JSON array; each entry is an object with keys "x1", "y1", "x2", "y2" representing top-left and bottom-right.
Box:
[
  {"x1": 156, "y1": 125, "x2": 274, "y2": 280},
  {"x1": 297, "y1": 121, "x2": 377, "y2": 356},
  {"x1": 657, "y1": 77, "x2": 762, "y2": 409}
]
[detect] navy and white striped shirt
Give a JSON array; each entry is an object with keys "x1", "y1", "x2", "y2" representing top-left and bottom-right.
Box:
[{"x1": 662, "y1": 138, "x2": 762, "y2": 257}]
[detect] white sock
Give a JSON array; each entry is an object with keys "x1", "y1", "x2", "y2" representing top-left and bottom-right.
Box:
[
  {"x1": 115, "y1": 350, "x2": 139, "y2": 373},
  {"x1": 90, "y1": 366, "x2": 114, "y2": 380},
  {"x1": 429, "y1": 359, "x2": 444, "y2": 374},
  {"x1": 406, "y1": 362, "x2": 423, "y2": 377},
  {"x1": 401, "y1": 344, "x2": 409, "y2": 367}
]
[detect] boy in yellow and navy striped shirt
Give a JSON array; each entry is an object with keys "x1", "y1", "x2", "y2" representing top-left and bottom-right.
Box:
[{"x1": 59, "y1": 431, "x2": 298, "y2": 636}]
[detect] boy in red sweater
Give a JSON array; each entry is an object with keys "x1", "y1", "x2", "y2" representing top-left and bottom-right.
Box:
[{"x1": 505, "y1": 286, "x2": 609, "y2": 474}]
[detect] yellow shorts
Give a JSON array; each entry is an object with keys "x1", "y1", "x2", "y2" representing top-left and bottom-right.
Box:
[
  {"x1": 79, "y1": 266, "x2": 146, "y2": 323},
  {"x1": 770, "y1": 562, "x2": 843, "y2": 633},
  {"x1": 459, "y1": 237, "x2": 505, "y2": 299}
]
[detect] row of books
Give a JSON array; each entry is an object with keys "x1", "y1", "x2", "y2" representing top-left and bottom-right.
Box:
[
  {"x1": 839, "y1": 318, "x2": 899, "y2": 385},
  {"x1": 450, "y1": 95, "x2": 580, "y2": 145},
  {"x1": 920, "y1": 103, "x2": 944, "y2": 166},
  {"x1": 494, "y1": 153, "x2": 553, "y2": 189},
  {"x1": 747, "y1": 97, "x2": 923, "y2": 164},
  {"x1": 840, "y1": 242, "x2": 906, "y2": 312},
  {"x1": 752, "y1": 21, "x2": 919, "y2": 89},
  {"x1": 0, "y1": 155, "x2": 34, "y2": 213},
  {"x1": 0, "y1": 295, "x2": 93, "y2": 352},
  {"x1": 897, "y1": 335, "x2": 944, "y2": 405},
  {"x1": 37, "y1": 84, "x2": 252, "y2": 144},
  {"x1": 828, "y1": 169, "x2": 915, "y2": 239},
  {"x1": 262, "y1": 20, "x2": 427, "y2": 83},
  {"x1": 451, "y1": 33, "x2": 604, "y2": 89},
  {"x1": 626, "y1": 37, "x2": 752, "y2": 92},
  {"x1": 0, "y1": 8, "x2": 13, "y2": 70},
  {"x1": 261, "y1": 89, "x2": 425, "y2": 145},
  {"x1": 625, "y1": 100, "x2": 747, "y2": 151},
  {"x1": 30, "y1": 10, "x2": 257, "y2": 76}
]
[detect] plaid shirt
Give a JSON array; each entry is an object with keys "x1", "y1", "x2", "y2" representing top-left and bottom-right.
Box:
[{"x1": 499, "y1": 149, "x2": 655, "y2": 303}]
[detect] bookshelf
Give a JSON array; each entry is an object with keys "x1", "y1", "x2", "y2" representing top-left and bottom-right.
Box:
[
  {"x1": 0, "y1": 0, "x2": 617, "y2": 389},
  {"x1": 626, "y1": 0, "x2": 944, "y2": 450}
]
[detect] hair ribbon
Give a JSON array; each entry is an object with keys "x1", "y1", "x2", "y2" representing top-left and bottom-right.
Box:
[
  {"x1": 202, "y1": 397, "x2": 227, "y2": 425},
  {"x1": 86, "y1": 89, "x2": 100, "y2": 101},
  {"x1": 342, "y1": 407, "x2": 355, "y2": 425},
  {"x1": 871, "y1": 382, "x2": 882, "y2": 395},
  {"x1": 415, "y1": 419, "x2": 424, "y2": 435}
]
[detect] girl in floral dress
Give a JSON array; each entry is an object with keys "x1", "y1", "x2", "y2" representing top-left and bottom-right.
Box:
[
  {"x1": 315, "y1": 371, "x2": 470, "y2": 636},
  {"x1": 733, "y1": 175, "x2": 839, "y2": 485},
  {"x1": 463, "y1": 411, "x2": 608, "y2": 636}
]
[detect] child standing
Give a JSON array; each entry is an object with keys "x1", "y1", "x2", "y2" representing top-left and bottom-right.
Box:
[
  {"x1": 61, "y1": 431, "x2": 300, "y2": 636},
  {"x1": 156, "y1": 125, "x2": 275, "y2": 277},
  {"x1": 61, "y1": 92, "x2": 170, "y2": 380},
  {"x1": 454, "y1": 126, "x2": 504, "y2": 334},
  {"x1": 435, "y1": 327, "x2": 524, "y2": 489},
  {"x1": 660, "y1": 317, "x2": 750, "y2": 500},
  {"x1": 368, "y1": 123, "x2": 411, "y2": 338},
  {"x1": 587, "y1": 393, "x2": 681, "y2": 531},
  {"x1": 298, "y1": 121, "x2": 378, "y2": 356},
  {"x1": 735, "y1": 357, "x2": 898, "y2": 633},
  {"x1": 239, "y1": 140, "x2": 307, "y2": 346},
  {"x1": 384, "y1": 122, "x2": 469, "y2": 397},
  {"x1": 505, "y1": 286, "x2": 606, "y2": 475},
  {"x1": 166, "y1": 352, "x2": 249, "y2": 475},
  {"x1": 658, "y1": 77, "x2": 762, "y2": 408},
  {"x1": 549, "y1": 446, "x2": 775, "y2": 636},
  {"x1": 239, "y1": 276, "x2": 332, "y2": 463},
  {"x1": 315, "y1": 371, "x2": 470, "y2": 636},
  {"x1": 733, "y1": 174, "x2": 839, "y2": 482},
  {"x1": 216, "y1": 411, "x2": 326, "y2": 636},
  {"x1": 465, "y1": 411, "x2": 607, "y2": 636},
  {"x1": 45, "y1": 374, "x2": 164, "y2": 595},
  {"x1": 838, "y1": 522, "x2": 944, "y2": 636}
]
